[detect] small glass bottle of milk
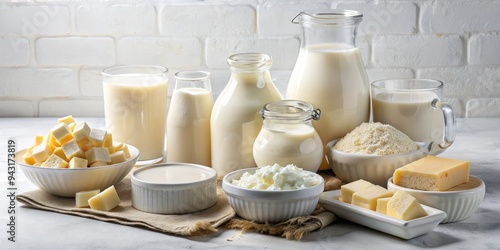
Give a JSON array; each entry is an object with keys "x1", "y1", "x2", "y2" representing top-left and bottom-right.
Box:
[
  {"x1": 166, "y1": 71, "x2": 213, "y2": 166},
  {"x1": 287, "y1": 10, "x2": 370, "y2": 171},
  {"x1": 211, "y1": 53, "x2": 282, "y2": 178},
  {"x1": 253, "y1": 100, "x2": 323, "y2": 172}
]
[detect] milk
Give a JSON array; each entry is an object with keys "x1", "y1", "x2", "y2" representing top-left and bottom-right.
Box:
[
  {"x1": 287, "y1": 43, "x2": 370, "y2": 170},
  {"x1": 103, "y1": 77, "x2": 167, "y2": 162},
  {"x1": 211, "y1": 72, "x2": 282, "y2": 177},
  {"x1": 135, "y1": 165, "x2": 208, "y2": 184},
  {"x1": 372, "y1": 91, "x2": 443, "y2": 143},
  {"x1": 166, "y1": 87, "x2": 213, "y2": 166},
  {"x1": 253, "y1": 123, "x2": 323, "y2": 172}
]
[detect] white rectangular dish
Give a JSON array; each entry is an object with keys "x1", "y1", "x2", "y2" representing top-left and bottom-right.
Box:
[{"x1": 319, "y1": 190, "x2": 447, "y2": 239}]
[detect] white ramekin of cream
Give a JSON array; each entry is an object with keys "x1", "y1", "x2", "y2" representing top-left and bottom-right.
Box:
[{"x1": 131, "y1": 163, "x2": 217, "y2": 214}]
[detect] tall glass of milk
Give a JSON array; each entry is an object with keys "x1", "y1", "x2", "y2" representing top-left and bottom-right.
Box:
[
  {"x1": 211, "y1": 53, "x2": 282, "y2": 178},
  {"x1": 102, "y1": 65, "x2": 168, "y2": 165},
  {"x1": 371, "y1": 79, "x2": 456, "y2": 155},
  {"x1": 166, "y1": 71, "x2": 213, "y2": 166},
  {"x1": 287, "y1": 10, "x2": 370, "y2": 170}
]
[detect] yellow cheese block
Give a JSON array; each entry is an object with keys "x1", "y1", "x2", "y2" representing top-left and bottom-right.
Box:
[
  {"x1": 103, "y1": 133, "x2": 115, "y2": 154},
  {"x1": 61, "y1": 139, "x2": 85, "y2": 160},
  {"x1": 88, "y1": 186, "x2": 121, "y2": 211},
  {"x1": 387, "y1": 190, "x2": 427, "y2": 221},
  {"x1": 376, "y1": 197, "x2": 391, "y2": 215},
  {"x1": 85, "y1": 147, "x2": 110, "y2": 164},
  {"x1": 31, "y1": 143, "x2": 52, "y2": 163},
  {"x1": 69, "y1": 157, "x2": 88, "y2": 169},
  {"x1": 352, "y1": 185, "x2": 393, "y2": 211},
  {"x1": 341, "y1": 179, "x2": 374, "y2": 204},
  {"x1": 73, "y1": 122, "x2": 91, "y2": 141},
  {"x1": 75, "y1": 189, "x2": 100, "y2": 208},
  {"x1": 53, "y1": 147, "x2": 69, "y2": 162},
  {"x1": 41, "y1": 154, "x2": 68, "y2": 168},
  {"x1": 51, "y1": 122, "x2": 74, "y2": 145},
  {"x1": 57, "y1": 115, "x2": 75, "y2": 125},
  {"x1": 393, "y1": 156, "x2": 470, "y2": 191},
  {"x1": 109, "y1": 151, "x2": 126, "y2": 164},
  {"x1": 89, "y1": 128, "x2": 107, "y2": 147},
  {"x1": 90, "y1": 161, "x2": 108, "y2": 167}
]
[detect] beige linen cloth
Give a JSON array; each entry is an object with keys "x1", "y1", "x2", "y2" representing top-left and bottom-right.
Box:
[{"x1": 17, "y1": 172, "x2": 341, "y2": 240}]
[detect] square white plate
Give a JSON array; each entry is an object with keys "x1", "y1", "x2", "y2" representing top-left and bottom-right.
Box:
[{"x1": 319, "y1": 190, "x2": 447, "y2": 239}]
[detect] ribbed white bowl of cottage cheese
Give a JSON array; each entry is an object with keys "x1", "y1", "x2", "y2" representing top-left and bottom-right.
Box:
[{"x1": 222, "y1": 164, "x2": 324, "y2": 223}]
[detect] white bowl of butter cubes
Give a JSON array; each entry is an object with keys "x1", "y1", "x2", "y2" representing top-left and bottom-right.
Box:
[
  {"x1": 222, "y1": 164, "x2": 324, "y2": 223},
  {"x1": 16, "y1": 116, "x2": 139, "y2": 197}
]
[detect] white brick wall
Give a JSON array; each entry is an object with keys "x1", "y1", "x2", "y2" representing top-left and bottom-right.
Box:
[{"x1": 0, "y1": 0, "x2": 499, "y2": 118}]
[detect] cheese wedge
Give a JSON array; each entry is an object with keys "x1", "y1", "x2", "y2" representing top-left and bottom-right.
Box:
[
  {"x1": 88, "y1": 186, "x2": 121, "y2": 211},
  {"x1": 387, "y1": 190, "x2": 427, "y2": 220},
  {"x1": 75, "y1": 189, "x2": 100, "y2": 208},
  {"x1": 393, "y1": 156, "x2": 470, "y2": 191},
  {"x1": 352, "y1": 185, "x2": 393, "y2": 211},
  {"x1": 341, "y1": 179, "x2": 374, "y2": 204}
]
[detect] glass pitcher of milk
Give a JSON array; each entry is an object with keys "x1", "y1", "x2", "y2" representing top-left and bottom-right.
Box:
[
  {"x1": 166, "y1": 71, "x2": 213, "y2": 166},
  {"x1": 253, "y1": 100, "x2": 323, "y2": 172},
  {"x1": 211, "y1": 53, "x2": 282, "y2": 178},
  {"x1": 287, "y1": 10, "x2": 370, "y2": 170}
]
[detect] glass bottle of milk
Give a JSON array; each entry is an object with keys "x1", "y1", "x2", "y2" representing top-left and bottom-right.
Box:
[
  {"x1": 211, "y1": 53, "x2": 282, "y2": 178},
  {"x1": 253, "y1": 100, "x2": 323, "y2": 172},
  {"x1": 287, "y1": 10, "x2": 370, "y2": 170},
  {"x1": 166, "y1": 71, "x2": 213, "y2": 166}
]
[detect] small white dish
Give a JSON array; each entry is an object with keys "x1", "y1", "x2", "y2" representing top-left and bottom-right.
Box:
[
  {"x1": 387, "y1": 176, "x2": 485, "y2": 223},
  {"x1": 319, "y1": 190, "x2": 446, "y2": 239},
  {"x1": 131, "y1": 163, "x2": 217, "y2": 214}
]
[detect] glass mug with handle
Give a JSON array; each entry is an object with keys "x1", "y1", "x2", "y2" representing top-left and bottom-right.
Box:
[{"x1": 371, "y1": 79, "x2": 456, "y2": 155}]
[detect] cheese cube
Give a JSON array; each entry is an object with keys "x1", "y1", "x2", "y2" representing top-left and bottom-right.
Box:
[
  {"x1": 387, "y1": 190, "x2": 427, "y2": 221},
  {"x1": 90, "y1": 161, "x2": 108, "y2": 167},
  {"x1": 393, "y1": 156, "x2": 470, "y2": 191},
  {"x1": 61, "y1": 139, "x2": 85, "y2": 160},
  {"x1": 53, "y1": 147, "x2": 69, "y2": 162},
  {"x1": 75, "y1": 189, "x2": 100, "y2": 208},
  {"x1": 109, "y1": 151, "x2": 126, "y2": 164},
  {"x1": 88, "y1": 186, "x2": 121, "y2": 211},
  {"x1": 103, "y1": 133, "x2": 115, "y2": 154},
  {"x1": 85, "y1": 147, "x2": 110, "y2": 164},
  {"x1": 41, "y1": 154, "x2": 68, "y2": 168},
  {"x1": 22, "y1": 151, "x2": 36, "y2": 165},
  {"x1": 73, "y1": 122, "x2": 91, "y2": 141},
  {"x1": 31, "y1": 143, "x2": 53, "y2": 163},
  {"x1": 34, "y1": 135, "x2": 44, "y2": 145},
  {"x1": 68, "y1": 122, "x2": 76, "y2": 132},
  {"x1": 69, "y1": 157, "x2": 88, "y2": 169},
  {"x1": 376, "y1": 197, "x2": 391, "y2": 215},
  {"x1": 77, "y1": 138, "x2": 93, "y2": 152},
  {"x1": 341, "y1": 179, "x2": 374, "y2": 204},
  {"x1": 352, "y1": 185, "x2": 393, "y2": 211},
  {"x1": 57, "y1": 115, "x2": 75, "y2": 125},
  {"x1": 51, "y1": 122, "x2": 74, "y2": 145},
  {"x1": 89, "y1": 128, "x2": 107, "y2": 147}
]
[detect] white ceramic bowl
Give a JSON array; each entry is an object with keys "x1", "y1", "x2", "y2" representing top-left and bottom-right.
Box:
[
  {"x1": 16, "y1": 145, "x2": 139, "y2": 197},
  {"x1": 326, "y1": 139, "x2": 426, "y2": 187},
  {"x1": 131, "y1": 163, "x2": 217, "y2": 214},
  {"x1": 387, "y1": 176, "x2": 485, "y2": 223},
  {"x1": 222, "y1": 168, "x2": 324, "y2": 223}
]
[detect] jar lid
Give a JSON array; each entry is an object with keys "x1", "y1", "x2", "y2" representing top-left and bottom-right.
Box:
[
  {"x1": 260, "y1": 100, "x2": 321, "y2": 122},
  {"x1": 292, "y1": 10, "x2": 363, "y2": 26}
]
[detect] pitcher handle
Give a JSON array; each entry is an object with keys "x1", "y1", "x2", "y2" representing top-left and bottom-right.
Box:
[{"x1": 432, "y1": 99, "x2": 456, "y2": 149}]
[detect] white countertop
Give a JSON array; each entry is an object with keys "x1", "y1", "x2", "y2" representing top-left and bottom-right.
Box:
[{"x1": 1, "y1": 117, "x2": 499, "y2": 249}]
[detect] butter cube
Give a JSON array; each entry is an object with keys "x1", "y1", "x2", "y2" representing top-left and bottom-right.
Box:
[
  {"x1": 89, "y1": 128, "x2": 107, "y2": 147},
  {"x1": 341, "y1": 179, "x2": 374, "y2": 204},
  {"x1": 51, "y1": 122, "x2": 74, "y2": 145},
  {"x1": 61, "y1": 139, "x2": 85, "y2": 160},
  {"x1": 57, "y1": 115, "x2": 75, "y2": 125},
  {"x1": 53, "y1": 147, "x2": 69, "y2": 162},
  {"x1": 32, "y1": 143, "x2": 53, "y2": 163},
  {"x1": 75, "y1": 189, "x2": 100, "y2": 208},
  {"x1": 90, "y1": 161, "x2": 108, "y2": 167},
  {"x1": 387, "y1": 190, "x2": 427, "y2": 221},
  {"x1": 376, "y1": 197, "x2": 391, "y2": 215},
  {"x1": 88, "y1": 186, "x2": 121, "y2": 211},
  {"x1": 73, "y1": 122, "x2": 91, "y2": 141},
  {"x1": 69, "y1": 157, "x2": 88, "y2": 169},
  {"x1": 41, "y1": 154, "x2": 68, "y2": 168},
  {"x1": 394, "y1": 156, "x2": 470, "y2": 191},
  {"x1": 109, "y1": 151, "x2": 126, "y2": 164},
  {"x1": 352, "y1": 185, "x2": 393, "y2": 211},
  {"x1": 103, "y1": 133, "x2": 115, "y2": 154},
  {"x1": 85, "y1": 147, "x2": 110, "y2": 164}
]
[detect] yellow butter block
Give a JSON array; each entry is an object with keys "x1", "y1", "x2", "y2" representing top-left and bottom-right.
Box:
[
  {"x1": 73, "y1": 122, "x2": 91, "y2": 141},
  {"x1": 394, "y1": 156, "x2": 470, "y2": 191},
  {"x1": 69, "y1": 157, "x2": 88, "y2": 169},
  {"x1": 89, "y1": 128, "x2": 107, "y2": 147},
  {"x1": 387, "y1": 190, "x2": 427, "y2": 221},
  {"x1": 88, "y1": 186, "x2": 121, "y2": 211},
  {"x1": 57, "y1": 115, "x2": 75, "y2": 125},
  {"x1": 376, "y1": 197, "x2": 391, "y2": 215},
  {"x1": 75, "y1": 189, "x2": 100, "y2": 208},
  {"x1": 41, "y1": 154, "x2": 68, "y2": 168},
  {"x1": 352, "y1": 185, "x2": 392, "y2": 211},
  {"x1": 341, "y1": 179, "x2": 374, "y2": 204},
  {"x1": 31, "y1": 143, "x2": 53, "y2": 163},
  {"x1": 51, "y1": 122, "x2": 74, "y2": 145},
  {"x1": 61, "y1": 139, "x2": 85, "y2": 160},
  {"x1": 85, "y1": 147, "x2": 110, "y2": 164}
]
